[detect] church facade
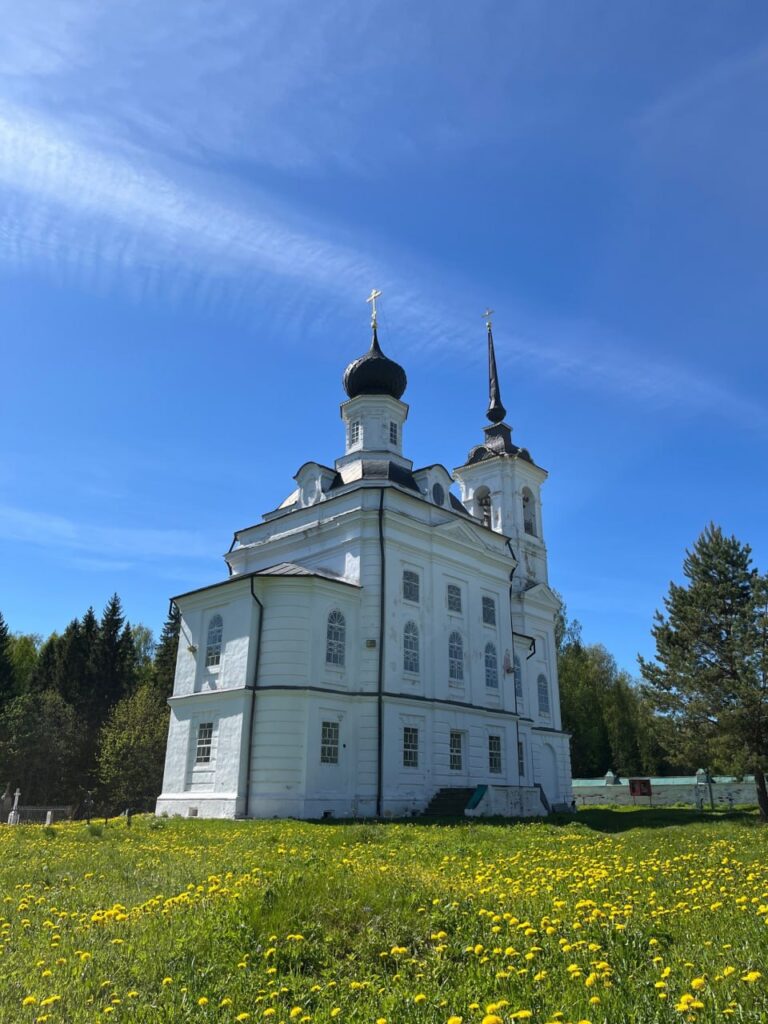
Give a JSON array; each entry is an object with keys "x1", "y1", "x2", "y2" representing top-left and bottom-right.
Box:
[{"x1": 156, "y1": 307, "x2": 572, "y2": 819}]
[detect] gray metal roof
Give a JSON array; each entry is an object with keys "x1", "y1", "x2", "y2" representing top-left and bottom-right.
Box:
[{"x1": 172, "y1": 562, "x2": 359, "y2": 602}]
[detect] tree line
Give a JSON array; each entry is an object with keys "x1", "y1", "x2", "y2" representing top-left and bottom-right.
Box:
[
  {"x1": 1, "y1": 522, "x2": 765, "y2": 818},
  {"x1": 0, "y1": 596, "x2": 180, "y2": 812},
  {"x1": 556, "y1": 523, "x2": 768, "y2": 819}
]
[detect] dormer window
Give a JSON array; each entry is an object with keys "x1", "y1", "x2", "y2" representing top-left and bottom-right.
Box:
[
  {"x1": 350, "y1": 421, "x2": 361, "y2": 447},
  {"x1": 389, "y1": 421, "x2": 398, "y2": 445}
]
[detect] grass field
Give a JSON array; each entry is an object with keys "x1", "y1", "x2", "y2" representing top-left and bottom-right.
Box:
[{"x1": 1, "y1": 810, "x2": 766, "y2": 1024}]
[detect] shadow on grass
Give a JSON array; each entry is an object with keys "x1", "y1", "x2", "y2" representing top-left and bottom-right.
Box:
[
  {"x1": 554, "y1": 806, "x2": 760, "y2": 833},
  {"x1": 308, "y1": 807, "x2": 761, "y2": 833}
]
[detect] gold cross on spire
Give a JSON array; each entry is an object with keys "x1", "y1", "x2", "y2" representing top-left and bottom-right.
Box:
[
  {"x1": 482, "y1": 308, "x2": 494, "y2": 328},
  {"x1": 367, "y1": 288, "x2": 382, "y2": 327}
]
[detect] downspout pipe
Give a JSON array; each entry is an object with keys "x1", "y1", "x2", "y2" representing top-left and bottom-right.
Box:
[
  {"x1": 376, "y1": 488, "x2": 386, "y2": 819},
  {"x1": 507, "y1": 544, "x2": 523, "y2": 785},
  {"x1": 243, "y1": 577, "x2": 265, "y2": 818}
]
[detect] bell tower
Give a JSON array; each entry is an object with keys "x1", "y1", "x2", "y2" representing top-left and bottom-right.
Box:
[{"x1": 453, "y1": 313, "x2": 549, "y2": 586}]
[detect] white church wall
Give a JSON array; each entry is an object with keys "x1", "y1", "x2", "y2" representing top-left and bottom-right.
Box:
[
  {"x1": 301, "y1": 695, "x2": 378, "y2": 818},
  {"x1": 156, "y1": 688, "x2": 250, "y2": 818},
  {"x1": 171, "y1": 582, "x2": 257, "y2": 697},
  {"x1": 248, "y1": 691, "x2": 308, "y2": 818}
]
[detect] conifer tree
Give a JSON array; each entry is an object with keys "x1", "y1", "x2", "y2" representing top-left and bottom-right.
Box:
[
  {"x1": 0, "y1": 612, "x2": 15, "y2": 707},
  {"x1": 153, "y1": 603, "x2": 181, "y2": 699},
  {"x1": 640, "y1": 524, "x2": 768, "y2": 819},
  {"x1": 92, "y1": 595, "x2": 136, "y2": 729}
]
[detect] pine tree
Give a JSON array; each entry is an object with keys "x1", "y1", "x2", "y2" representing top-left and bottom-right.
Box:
[
  {"x1": 639, "y1": 524, "x2": 768, "y2": 819},
  {"x1": 92, "y1": 595, "x2": 136, "y2": 730},
  {"x1": 0, "y1": 613, "x2": 15, "y2": 707},
  {"x1": 153, "y1": 603, "x2": 180, "y2": 699},
  {"x1": 29, "y1": 633, "x2": 61, "y2": 692}
]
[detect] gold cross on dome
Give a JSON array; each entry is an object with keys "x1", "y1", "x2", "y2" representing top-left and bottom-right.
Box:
[
  {"x1": 367, "y1": 288, "x2": 382, "y2": 326},
  {"x1": 482, "y1": 308, "x2": 494, "y2": 327}
]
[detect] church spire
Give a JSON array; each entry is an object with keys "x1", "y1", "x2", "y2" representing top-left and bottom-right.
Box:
[{"x1": 483, "y1": 309, "x2": 507, "y2": 424}]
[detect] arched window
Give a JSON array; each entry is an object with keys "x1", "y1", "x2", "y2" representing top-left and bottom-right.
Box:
[
  {"x1": 403, "y1": 621, "x2": 420, "y2": 674},
  {"x1": 448, "y1": 631, "x2": 464, "y2": 683},
  {"x1": 475, "y1": 485, "x2": 492, "y2": 527},
  {"x1": 522, "y1": 487, "x2": 537, "y2": 536},
  {"x1": 326, "y1": 610, "x2": 346, "y2": 666},
  {"x1": 537, "y1": 673, "x2": 550, "y2": 715},
  {"x1": 205, "y1": 614, "x2": 223, "y2": 667},
  {"x1": 514, "y1": 655, "x2": 523, "y2": 704},
  {"x1": 485, "y1": 643, "x2": 498, "y2": 688}
]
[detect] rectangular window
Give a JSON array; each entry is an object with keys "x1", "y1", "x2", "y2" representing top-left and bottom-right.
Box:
[
  {"x1": 482, "y1": 596, "x2": 496, "y2": 626},
  {"x1": 449, "y1": 731, "x2": 463, "y2": 771},
  {"x1": 350, "y1": 420, "x2": 361, "y2": 446},
  {"x1": 195, "y1": 722, "x2": 213, "y2": 764},
  {"x1": 403, "y1": 726, "x2": 419, "y2": 768},
  {"x1": 403, "y1": 569, "x2": 420, "y2": 603},
  {"x1": 320, "y1": 721, "x2": 339, "y2": 764},
  {"x1": 447, "y1": 584, "x2": 462, "y2": 613},
  {"x1": 389, "y1": 421, "x2": 398, "y2": 445},
  {"x1": 517, "y1": 739, "x2": 526, "y2": 778},
  {"x1": 488, "y1": 734, "x2": 502, "y2": 775}
]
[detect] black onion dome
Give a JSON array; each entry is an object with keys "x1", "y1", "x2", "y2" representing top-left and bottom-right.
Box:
[{"x1": 343, "y1": 327, "x2": 407, "y2": 400}]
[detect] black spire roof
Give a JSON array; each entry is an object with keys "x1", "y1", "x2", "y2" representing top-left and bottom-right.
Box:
[
  {"x1": 343, "y1": 326, "x2": 407, "y2": 400},
  {"x1": 459, "y1": 315, "x2": 534, "y2": 467},
  {"x1": 486, "y1": 323, "x2": 507, "y2": 423}
]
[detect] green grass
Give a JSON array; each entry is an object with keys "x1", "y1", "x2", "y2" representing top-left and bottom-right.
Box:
[{"x1": 1, "y1": 809, "x2": 767, "y2": 1023}]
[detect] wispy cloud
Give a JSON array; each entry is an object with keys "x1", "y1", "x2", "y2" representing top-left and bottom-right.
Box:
[
  {"x1": 0, "y1": 96, "x2": 763, "y2": 434},
  {"x1": 0, "y1": 503, "x2": 217, "y2": 565}
]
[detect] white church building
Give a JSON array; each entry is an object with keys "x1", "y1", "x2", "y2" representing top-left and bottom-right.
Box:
[{"x1": 156, "y1": 301, "x2": 572, "y2": 819}]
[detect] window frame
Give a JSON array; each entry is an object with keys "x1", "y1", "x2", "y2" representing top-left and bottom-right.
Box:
[
  {"x1": 205, "y1": 613, "x2": 223, "y2": 669},
  {"x1": 482, "y1": 595, "x2": 496, "y2": 626},
  {"x1": 449, "y1": 730, "x2": 463, "y2": 771},
  {"x1": 517, "y1": 738, "x2": 526, "y2": 778},
  {"x1": 320, "y1": 720, "x2": 340, "y2": 764},
  {"x1": 484, "y1": 642, "x2": 499, "y2": 689},
  {"x1": 403, "y1": 726, "x2": 419, "y2": 768},
  {"x1": 537, "y1": 673, "x2": 551, "y2": 716},
  {"x1": 522, "y1": 487, "x2": 537, "y2": 537},
  {"x1": 350, "y1": 420, "x2": 361, "y2": 447},
  {"x1": 389, "y1": 421, "x2": 398, "y2": 445},
  {"x1": 402, "y1": 569, "x2": 420, "y2": 604},
  {"x1": 488, "y1": 733, "x2": 503, "y2": 775},
  {"x1": 446, "y1": 583, "x2": 462, "y2": 613},
  {"x1": 325, "y1": 609, "x2": 346, "y2": 667},
  {"x1": 195, "y1": 721, "x2": 214, "y2": 764},
  {"x1": 403, "y1": 620, "x2": 420, "y2": 675},
  {"x1": 448, "y1": 630, "x2": 464, "y2": 684}
]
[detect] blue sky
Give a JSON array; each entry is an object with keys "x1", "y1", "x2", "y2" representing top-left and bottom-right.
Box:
[{"x1": 1, "y1": 2, "x2": 767, "y2": 674}]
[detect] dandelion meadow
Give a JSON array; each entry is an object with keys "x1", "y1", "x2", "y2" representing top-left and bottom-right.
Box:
[{"x1": 1, "y1": 811, "x2": 767, "y2": 1024}]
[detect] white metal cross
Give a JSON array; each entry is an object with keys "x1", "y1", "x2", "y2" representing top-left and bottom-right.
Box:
[
  {"x1": 481, "y1": 308, "x2": 494, "y2": 327},
  {"x1": 367, "y1": 288, "x2": 382, "y2": 326}
]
